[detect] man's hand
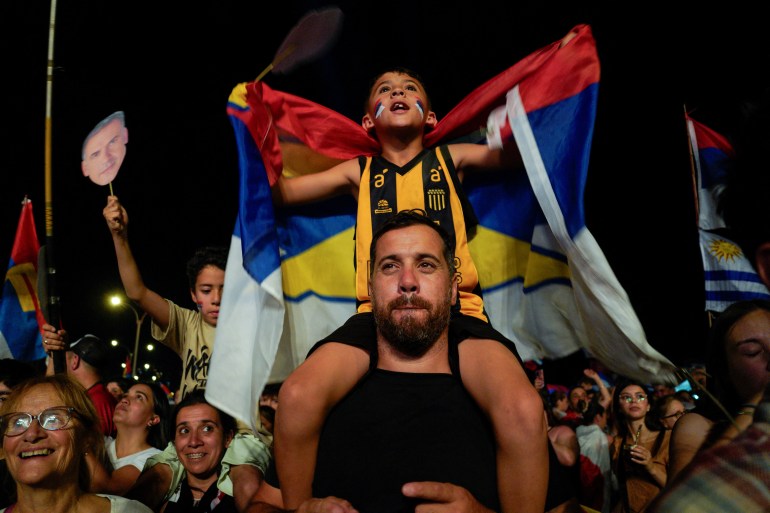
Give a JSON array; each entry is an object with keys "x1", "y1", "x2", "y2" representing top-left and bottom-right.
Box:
[
  {"x1": 41, "y1": 323, "x2": 68, "y2": 352},
  {"x1": 245, "y1": 496, "x2": 359, "y2": 513},
  {"x1": 402, "y1": 482, "x2": 494, "y2": 513},
  {"x1": 103, "y1": 195, "x2": 129, "y2": 236},
  {"x1": 296, "y1": 497, "x2": 359, "y2": 513}
]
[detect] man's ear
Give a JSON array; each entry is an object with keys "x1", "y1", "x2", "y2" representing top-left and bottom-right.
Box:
[
  {"x1": 450, "y1": 274, "x2": 459, "y2": 305},
  {"x1": 122, "y1": 127, "x2": 129, "y2": 144},
  {"x1": 190, "y1": 289, "x2": 198, "y2": 305},
  {"x1": 81, "y1": 161, "x2": 88, "y2": 177},
  {"x1": 755, "y1": 242, "x2": 770, "y2": 289},
  {"x1": 68, "y1": 352, "x2": 80, "y2": 371}
]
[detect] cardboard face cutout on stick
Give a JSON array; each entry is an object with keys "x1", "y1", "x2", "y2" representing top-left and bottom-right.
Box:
[{"x1": 81, "y1": 111, "x2": 128, "y2": 187}]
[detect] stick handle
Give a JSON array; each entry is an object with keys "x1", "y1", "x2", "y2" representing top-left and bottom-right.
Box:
[{"x1": 254, "y1": 63, "x2": 274, "y2": 83}]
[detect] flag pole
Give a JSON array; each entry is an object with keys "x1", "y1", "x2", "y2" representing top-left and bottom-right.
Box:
[
  {"x1": 43, "y1": 0, "x2": 65, "y2": 373},
  {"x1": 684, "y1": 104, "x2": 700, "y2": 225}
]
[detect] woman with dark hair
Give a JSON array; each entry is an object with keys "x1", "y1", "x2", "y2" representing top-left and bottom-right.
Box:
[
  {"x1": 667, "y1": 299, "x2": 770, "y2": 480},
  {"x1": 0, "y1": 374, "x2": 151, "y2": 512},
  {"x1": 161, "y1": 390, "x2": 237, "y2": 513},
  {"x1": 609, "y1": 378, "x2": 670, "y2": 512},
  {"x1": 88, "y1": 380, "x2": 171, "y2": 495},
  {"x1": 651, "y1": 395, "x2": 686, "y2": 431}
]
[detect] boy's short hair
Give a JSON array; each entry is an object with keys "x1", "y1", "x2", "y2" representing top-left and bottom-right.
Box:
[
  {"x1": 364, "y1": 67, "x2": 432, "y2": 113},
  {"x1": 186, "y1": 246, "x2": 228, "y2": 289}
]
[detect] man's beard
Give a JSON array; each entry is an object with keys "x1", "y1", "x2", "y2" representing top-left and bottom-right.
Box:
[{"x1": 373, "y1": 292, "x2": 451, "y2": 358}]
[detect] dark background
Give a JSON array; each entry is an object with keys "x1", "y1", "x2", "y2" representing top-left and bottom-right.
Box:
[{"x1": 2, "y1": 2, "x2": 767, "y2": 387}]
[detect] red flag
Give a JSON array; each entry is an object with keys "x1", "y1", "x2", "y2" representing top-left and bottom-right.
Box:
[
  {"x1": 0, "y1": 198, "x2": 46, "y2": 360},
  {"x1": 122, "y1": 354, "x2": 132, "y2": 377}
]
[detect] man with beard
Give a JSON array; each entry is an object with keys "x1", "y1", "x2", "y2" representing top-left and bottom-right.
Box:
[{"x1": 246, "y1": 210, "x2": 546, "y2": 513}]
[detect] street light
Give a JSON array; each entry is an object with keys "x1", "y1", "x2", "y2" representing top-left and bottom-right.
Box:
[{"x1": 109, "y1": 294, "x2": 147, "y2": 376}]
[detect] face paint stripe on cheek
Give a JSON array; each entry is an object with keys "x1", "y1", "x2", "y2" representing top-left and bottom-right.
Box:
[
  {"x1": 375, "y1": 101, "x2": 385, "y2": 119},
  {"x1": 415, "y1": 99, "x2": 425, "y2": 117}
]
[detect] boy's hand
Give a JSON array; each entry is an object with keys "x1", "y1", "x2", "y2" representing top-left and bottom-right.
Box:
[{"x1": 104, "y1": 195, "x2": 128, "y2": 235}]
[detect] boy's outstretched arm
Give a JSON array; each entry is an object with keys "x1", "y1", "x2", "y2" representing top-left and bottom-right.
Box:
[
  {"x1": 103, "y1": 195, "x2": 170, "y2": 330},
  {"x1": 458, "y1": 339, "x2": 549, "y2": 513},
  {"x1": 271, "y1": 159, "x2": 360, "y2": 207},
  {"x1": 274, "y1": 342, "x2": 369, "y2": 508},
  {"x1": 448, "y1": 142, "x2": 523, "y2": 181}
]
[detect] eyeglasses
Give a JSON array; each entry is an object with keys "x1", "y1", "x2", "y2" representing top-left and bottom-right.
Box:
[
  {"x1": 619, "y1": 394, "x2": 647, "y2": 404},
  {"x1": 1, "y1": 407, "x2": 77, "y2": 437},
  {"x1": 660, "y1": 410, "x2": 686, "y2": 420}
]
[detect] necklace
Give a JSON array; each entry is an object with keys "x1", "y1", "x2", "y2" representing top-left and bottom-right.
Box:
[{"x1": 626, "y1": 424, "x2": 644, "y2": 449}]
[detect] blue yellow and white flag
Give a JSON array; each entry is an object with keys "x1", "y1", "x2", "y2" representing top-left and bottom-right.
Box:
[{"x1": 208, "y1": 24, "x2": 677, "y2": 428}]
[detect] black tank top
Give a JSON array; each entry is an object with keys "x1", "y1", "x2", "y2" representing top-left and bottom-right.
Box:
[{"x1": 313, "y1": 362, "x2": 499, "y2": 512}]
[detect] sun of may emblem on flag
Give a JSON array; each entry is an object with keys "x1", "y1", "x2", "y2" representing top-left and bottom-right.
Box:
[{"x1": 708, "y1": 237, "x2": 743, "y2": 262}]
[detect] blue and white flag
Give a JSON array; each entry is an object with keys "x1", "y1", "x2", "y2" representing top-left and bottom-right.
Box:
[
  {"x1": 206, "y1": 107, "x2": 286, "y2": 430},
  {"x1": 686, "y1": 114, "x2": 770, "y2": 313}
]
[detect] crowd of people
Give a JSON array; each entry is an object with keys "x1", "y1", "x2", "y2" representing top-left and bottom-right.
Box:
[{"x1": 3, "y1": 47, "x2": 770, "y2": 512}]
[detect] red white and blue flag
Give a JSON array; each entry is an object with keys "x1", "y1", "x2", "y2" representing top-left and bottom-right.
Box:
[
  {"x1": 0, "y1": 198, "x2": 46, "y2": 361},
  {"x1": 208, "y1": 25, "x2": 675, "y2": 429},
  {"x1": 686, "y1": 114, "x2": 770, "y2": 312}
]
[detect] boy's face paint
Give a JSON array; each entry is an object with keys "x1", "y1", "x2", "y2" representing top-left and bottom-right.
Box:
[
  {"x1": 374, "y1": 101, "x2": 385, "y2": 119},
  {"x1": 415, "y1": 99, "x2": 425, "y2": 117}
]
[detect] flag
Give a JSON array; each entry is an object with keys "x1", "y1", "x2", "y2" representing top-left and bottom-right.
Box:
[
  {"x1": 489, "y1": 25, "x2": 674, "y2": 379},
  {"x1": 122, "y1": 354, "x2": 132, "y2": 378},
  {"x1": 0, "y1": 198, "x2": 46, "y2": 361},
  {"x1": 208, "y1": 24, "x2": 675, "y2": 429},
  {"x1": 686, "y1": 114, "x2": 770, "y2": 312},
  {"x1": 206, "y1": 101, "x2": 288, "y2": 430}
]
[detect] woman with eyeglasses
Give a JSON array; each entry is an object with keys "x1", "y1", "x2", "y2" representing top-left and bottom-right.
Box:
[
  {"x1": 0, "y1": 374, "x2": 152, "y2": 513},
  {"x1": 667, "y1": 299, "x2": 770, "y2": 481},
  {"x1": 609, "y1": 378, "x2": 670, "y2": 513},
  {"x1": 652, "y1": 396, "x2": 686, "y2": 431}
]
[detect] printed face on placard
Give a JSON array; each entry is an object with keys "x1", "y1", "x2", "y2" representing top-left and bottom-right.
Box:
[{"x1": 81, "y1": 112, "x2": 128, "y2": 186}]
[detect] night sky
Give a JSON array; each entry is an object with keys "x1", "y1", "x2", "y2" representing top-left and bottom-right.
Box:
[{"x1": 2, "y1": 2, "x2": 767, "y2": 386}]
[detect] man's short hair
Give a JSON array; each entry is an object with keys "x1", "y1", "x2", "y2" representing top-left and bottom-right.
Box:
[
  {"x1": 69, "y1": 334, "x2": 110, "y2": 373},
  {"x1": 369, "y1": 209, "x2": 457, "y2": 278},
  {"x1": 81, "y1": 111, "x2": 126, "y2": 160},
  {"x1": 186, "y1": 246, "x2": 228, "y2": 289}
]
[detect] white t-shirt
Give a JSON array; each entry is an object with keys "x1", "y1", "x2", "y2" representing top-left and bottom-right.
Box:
[
  {"x1": 1, "y1": 494, "x2": 152, "y2": 513},
  {"x1": 105, "y1": 436, "x2": 162, "y2": 472}
]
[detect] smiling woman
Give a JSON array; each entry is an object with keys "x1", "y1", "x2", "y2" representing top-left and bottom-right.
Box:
[
  {"x1": 0, "y1": 374, "x2": 152, "y2": 512},
  {"x1": 161, "y1": 390, "x2": 237, "y2": 513}
]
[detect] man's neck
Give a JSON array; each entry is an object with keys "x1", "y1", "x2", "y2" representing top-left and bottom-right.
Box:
[
  {"x1": 77, "y1": 373, "x2": 101, "y2": 391},
  {"x1": 377, "y1": 336, "x2": 451, "y2": 374}
]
